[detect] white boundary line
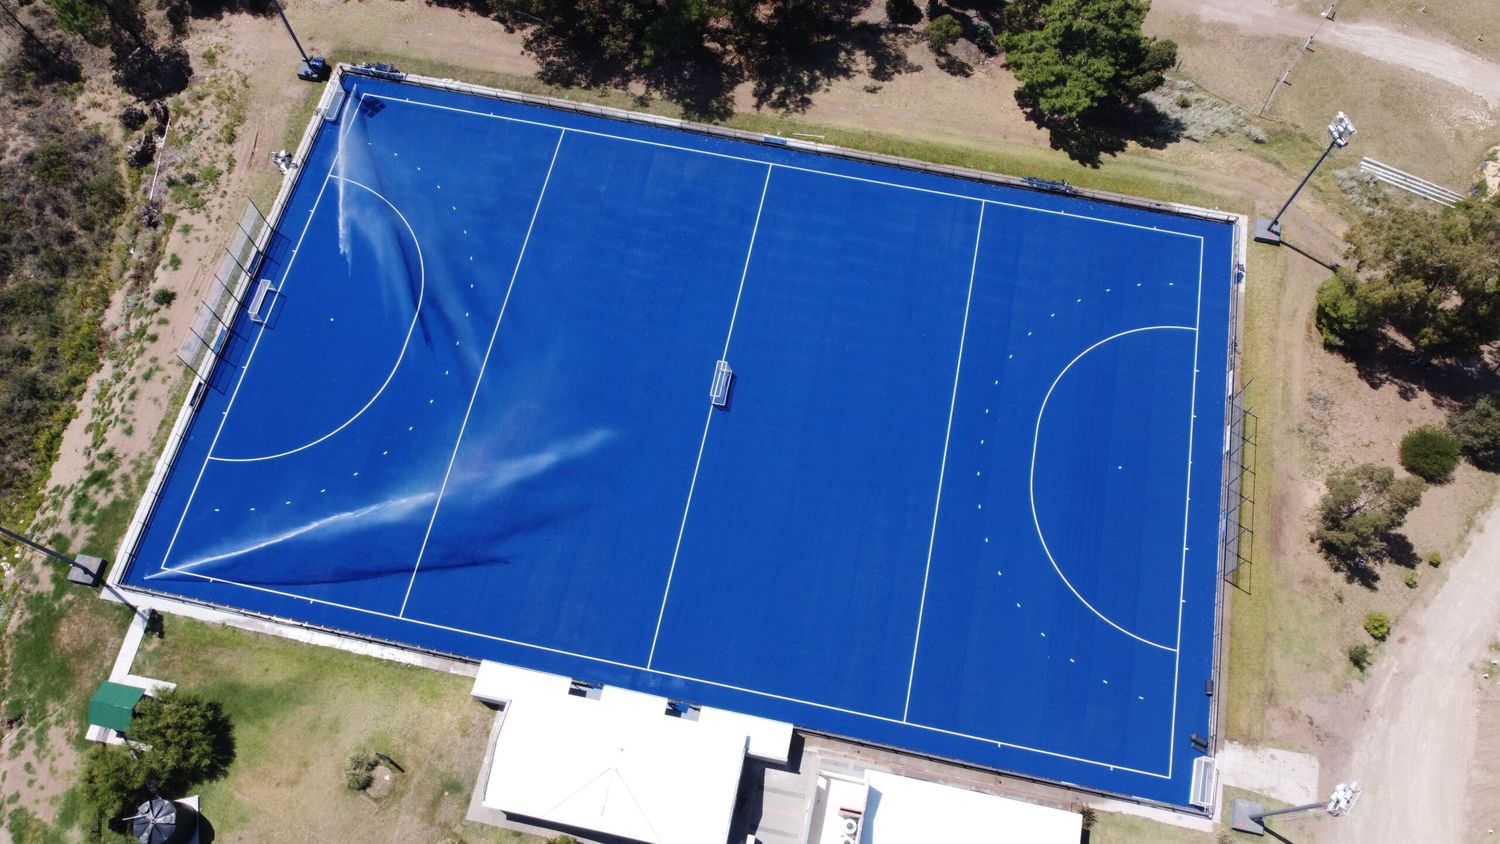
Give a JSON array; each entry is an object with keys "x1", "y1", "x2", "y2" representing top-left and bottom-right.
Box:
[
  {"x1": 1027, "y1": 325, "x2": 1196, "y2": 653},
  {"x1": 155, "y1": 99, "x2": 363, "y2": 570},
  {"x1": 902, "y1": 202, "x2": 985, "y2": 721},
  {"x1": 156, "y1": 563, "x2": 1168, "y2": 779},
  {"x1": 209, "y1": 176, "x2": 426, "y2": 464},
  {"x1": 129, "y1": 82, "x2": 1228, "y2": 787},
  {"x1": 396, "y1": 129, "x2": 568, "y2": 618},
  {"x1": 1166, "y1": 238, "x2": 1207, "y2": 779},
  {"x1": 377, "y1": 95, "x2": 1202, "y2": 241},
  {"x1": 645, "y1": 163, "x2": 774, "y2": 669}
]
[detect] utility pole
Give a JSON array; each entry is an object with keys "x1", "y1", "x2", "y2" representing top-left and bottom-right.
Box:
[{"x1": 1255, "y1": 112, "x2": 1356, "y2": 245}]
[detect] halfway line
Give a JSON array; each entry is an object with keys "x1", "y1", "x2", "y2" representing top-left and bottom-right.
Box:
[{"x1": 397, "y1": 128, "x2": 567, "y2": 617}]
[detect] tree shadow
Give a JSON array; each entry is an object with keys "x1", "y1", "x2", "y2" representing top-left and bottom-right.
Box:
[
  {"x1": 934, "y1": 52, "x2": 972, "y2": 77},
  {"x1": 746, "y1": 5, "x2": 916, "y2": 114},
  {"x1": 185, "y1": 0, "x2": 273, "y2": 21},
  {"x1": 1336, "y1": 342, "x2": 1500, "y2": 409},
  {"x1": 1321, "y1": 530, "x2": 1421, "y2": 589},
  {"x1": 1016, "y1": 94, "x2": 1185, "y2": 167}
]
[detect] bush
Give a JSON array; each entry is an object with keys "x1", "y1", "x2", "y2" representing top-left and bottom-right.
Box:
[
  {"x1": 1404, "y1": 570, "x2": 1419, "y2": 588},
  {"x1": 1348, "y1": 644, "x2": 1373, "y2": 671},
  {"x1": 1399, "y1": 426, "x2": 1461, "y2": 483},
  {"x1": 346, "y1": 750, "x2": 377, "y2": 790},
  {"x1": 927, "y1": 15, "x2": 963, "y2": 53},
  {"x1": 1451, "y1": 393, "x2": 1500, "y2": 471},
  {"x1": 1364, "y1": 611, "x2": 1392, "y2": 640},
  {"x1": 1426, "y1": 549, "x2": 1442, "y2": 567},
  {"x1": 884, "y1": 0, "x2": 920, "y2": 24}
]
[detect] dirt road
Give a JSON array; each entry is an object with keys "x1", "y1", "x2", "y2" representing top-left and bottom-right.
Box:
[
  {"x1": 1151, "y1": 0, "x2": 1500, "y2": 107},
  {"x1": 1321, "y1": 496, "x2": 1500, "y2": 844}
]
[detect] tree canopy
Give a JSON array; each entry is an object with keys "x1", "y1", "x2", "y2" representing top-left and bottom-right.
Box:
[
  {"x1": 998, "y1": 0, "x2": 1176, "y2": 120},
  {"x1": 1317, "y1": 195, "x2": 1500, "y2": 358},
  {"x1": 1314, "y1": 462, "x2": 1425, "y2": 562},
  {"x1": 1450, "y1": 392, "x2": 1500, "y2": 470}
]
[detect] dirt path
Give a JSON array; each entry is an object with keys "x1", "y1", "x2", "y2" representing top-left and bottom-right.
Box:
[
  {"x1": 1323, "y1": 494, "x2": 1500, "y2": 844},
  {"x1": 1152, "y1": 0, "x2": 1500, "y2": 107}
]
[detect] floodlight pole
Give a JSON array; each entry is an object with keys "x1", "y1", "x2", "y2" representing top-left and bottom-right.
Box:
[
  {"x1": 1231, "y1": 780, "x2": 1361, "y2": 836},
  {"x1": 1255, "y1": 112, "x2": 1356, "y2": 245},
  {"x1": 269, "y1": 0, "x2": 311, "y2": 65},
  {"x1": 0, "y1": 524, "x2": 146, "y2": 618}
]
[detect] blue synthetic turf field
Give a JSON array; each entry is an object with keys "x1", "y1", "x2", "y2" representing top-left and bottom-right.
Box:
[{"x1": 122, "y1": 74, "x2": 1236, "y2": 807}]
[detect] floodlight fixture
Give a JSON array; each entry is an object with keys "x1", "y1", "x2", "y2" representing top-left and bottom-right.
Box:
[
  {"x1": 1230, "y1": 780, "x2": 1362, "y2": 836},
  {"x1": 1255, "y1": 111, "x2": 1357, "y2": 244}
]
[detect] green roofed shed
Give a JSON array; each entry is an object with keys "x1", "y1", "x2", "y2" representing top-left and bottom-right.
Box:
[{"x1": 89, "y1": 682, "x2": 144, "y2": 733}]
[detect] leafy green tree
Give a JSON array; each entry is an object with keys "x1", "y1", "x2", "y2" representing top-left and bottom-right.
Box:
[
  {"x1": 129, "y1": 689, "x2": 235, "y2": 793},
  {"x1": 998, "y1": 0, "x2": 1176, "y2": 120},
  {"x1": 1450, "y1": 393, "x2": 1500, "y2": 471},
  {"x1": 79, "y1": 745, "x2": 148, "y2": 825},
  {"x1": 1334, "y1": 195, "x2": 1500, "y2": 358},
  {"x1": 1314, "y1": 463, "x2": 1426, "y2": 560},
  {"x1": 926, "y1": 14, "x2": 962, "y2": 52},
  {"x1": 1314, "y1": 266, "x2": 1385, "y2": 351},
  {"x1": 1398, "y1": 425, "x2": 1461, "y2": 483},
  {"x1": 884, "y1": 0, "x2": 920, "y2": 24}
]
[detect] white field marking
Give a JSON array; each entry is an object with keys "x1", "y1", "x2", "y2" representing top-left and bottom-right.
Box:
[
  {"x1": 1028, "y1": 325, "x2": 1197, "y2": 653},
  {"x1": 210, "y1": 177, "x2": 424, "y2": 463},
  {"x1": 1166, "y1": 237, "x2": 1207, "y2": 779},
  {"x1": 902, "y1": 203, "x2": 986, "y2": 722},
  {"x1": 396, "y1": 129, "x2": 567, "y2": 618},
  {"x1": 157, "y1": 97, "x2": 364, "y2": 570},
  {"x1": 378, "y1": 95, "x2": 1204, "y2": 242},
  {"x1": 646, "y1": 163, "x2": 774, "y2": 670},
  {"x1": 153, "y1": 562, "x2": 1171, "y2": 779}
]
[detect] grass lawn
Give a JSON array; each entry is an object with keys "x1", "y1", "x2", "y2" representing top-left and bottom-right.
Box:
[
  {"x1": 1089, "y1": 811, "x2": 1214, "y2": 843},
  {"x1": 132, "y1": 617, "x2": 539, "y2": 843}
]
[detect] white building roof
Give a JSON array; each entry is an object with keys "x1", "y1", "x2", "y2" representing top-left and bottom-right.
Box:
[
  {"x1": 860, "y1": 770, "x2": 1083, "y2": 843},
  {"x1": 473, "y1": 661, "x2": 791, "y2": 844}
]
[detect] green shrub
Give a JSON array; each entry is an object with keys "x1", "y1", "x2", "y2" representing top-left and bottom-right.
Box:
[
  {"x1": 1451, "y1": 393, "x2": 1500, "y2": 471},
  {"x1": 1347, "y1": 644, "x2": 1373, "y2": 672},
  {"x1": 884, "y1": 0, "x2": 921, "y2": 24},
  {"x1": 1426, "y1": 549, "x2": 1442, "y2": 567},
  {"x1": 927, "y1": 15, "x2": 963, "y2": 53},
  {"x1": 346, "y1": 750, "x2": 377, "y2": 790},
  {"x1": 1364, "y1": 611, "x2": 1392, "y2": 641},
  {"x1": 153, "y1": 287, "x2": 177, "y2": 307},
  {"x1": 1404, "y1": 570, "x2": 1419, "y2": 588},
  {"x1": 1399, "y1": 426, "x2": 1461, "y2": 483}
]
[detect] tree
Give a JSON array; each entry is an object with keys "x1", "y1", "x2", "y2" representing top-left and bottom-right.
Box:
[
  {"x1": 1314, "y1": 463, "x2": 1426, "y2": 560},
  {"x1": 79, "y1": 745, "x2": 147, "y2": 826},
  {"x1": 884, "y1": 0, "x2": 920, "y2": 25},
  {"x1": 129, "y1": 689, "x2": 235, "y2": 794},
  {"x1": 1314, "y1": 266, "x2": 1385, "y2": 351},
  {"x1": 998, "y1": 0, "x2": 1176, "y2": 120},
  {"x1": 1330, "y1": 195, "x2": 1500, "y2": 358},
  {"x1": 926, "y1": 14, "x2": 963, "y2": 53},
  {"x1": 1398, "y1": 425, "x2": 1461, "y2": 483},
  {"x1": 1450, "y1": 393, "x2": 1500, "y2": 471}
]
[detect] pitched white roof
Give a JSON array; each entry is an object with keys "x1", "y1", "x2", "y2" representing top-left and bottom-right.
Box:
[{"x1": 474, "y1": 661, "x2": 790, "y2": 844}]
